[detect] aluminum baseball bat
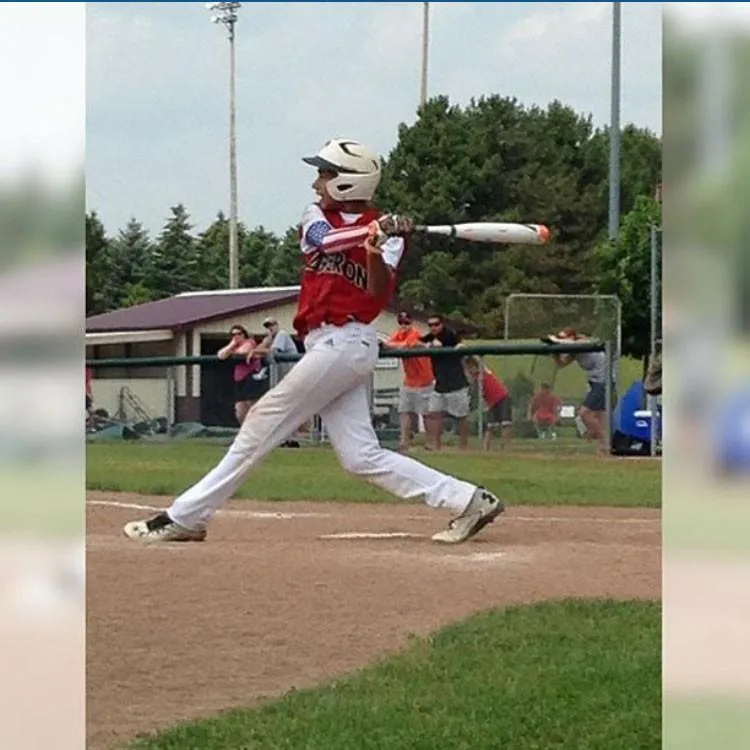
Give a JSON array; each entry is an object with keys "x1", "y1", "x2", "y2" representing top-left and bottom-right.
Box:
[{"x1": 412, "y1": 222, "x2": 550, "y2": 245}]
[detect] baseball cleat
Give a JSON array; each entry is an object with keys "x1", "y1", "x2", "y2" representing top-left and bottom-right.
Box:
[
  {"x1": 431, "y1": 488, "x2": 505, "y2": 544},
  {"x1": 122, "y1": 512, "x2": 207, "y2": 543}
]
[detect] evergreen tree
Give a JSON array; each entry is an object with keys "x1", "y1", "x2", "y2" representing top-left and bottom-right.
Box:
[{"x1": 145, "y1": 204, "x2": 200, "y2": 298}]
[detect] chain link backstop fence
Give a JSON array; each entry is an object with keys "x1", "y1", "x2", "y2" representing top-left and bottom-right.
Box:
[
  {"x1": 86, "y1": 341, "x2": 614, "y2": 453},
  {"x1": 502, "y1": 294, "x2": 622, "y2": 444}
]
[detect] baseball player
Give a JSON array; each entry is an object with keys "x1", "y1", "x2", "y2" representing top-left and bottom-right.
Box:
[{"x1": 122, "y1": 139, "x2": 504, "y2": 545}]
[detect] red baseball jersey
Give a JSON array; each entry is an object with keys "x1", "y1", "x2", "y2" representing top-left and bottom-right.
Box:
[
  {"x1": 293, "y1": 203, "x2": 406, "y2": 337},
  {"x1": 481, "y1": 368, "x2": 509, "y2": 408}
]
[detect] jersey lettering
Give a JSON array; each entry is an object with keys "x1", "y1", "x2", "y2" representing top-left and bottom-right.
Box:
[{"x1": 307, "y1": 250, "x2": 368, "y2": 289}]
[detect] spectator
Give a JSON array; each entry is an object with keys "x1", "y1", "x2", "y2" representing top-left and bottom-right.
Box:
[
  {"x1": 217, "y1": 325, "x2": 267, "y2": 425},
  {"x1": 529, "y1": 381, "x2": 562, "y2": 440},
  {"x1": 548, "y1": 327, "x2": 615, "y2": 454},
  {"x1": 421, "y1": 314, "x2": 470, "y2": 450},
  {"x1": 258, "y1": 317, "x2": 299, "y2": 382},
  {"x1": 462, "y1": 354, "x2": 513, "y2": 451},
  {"x1": 257, "y1": 317, "x2": 303, "y2": 447},
  {"x1": 386, "y1": 311, "x2": 434, "y2": 451}
]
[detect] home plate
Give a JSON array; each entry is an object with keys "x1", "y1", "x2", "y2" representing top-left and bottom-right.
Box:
[{"x1": 320, "y1": 532, "x2": 420, "y2": 540}]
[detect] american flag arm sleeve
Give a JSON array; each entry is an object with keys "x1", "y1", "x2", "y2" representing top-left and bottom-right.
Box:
[{"x1": 304, "y1": 220, "x2": 371, "y2": 255}]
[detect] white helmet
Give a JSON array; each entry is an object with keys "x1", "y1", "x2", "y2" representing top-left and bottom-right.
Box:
[{"x1": 302, "y1": 138, "x2": 382, "y2": 202}]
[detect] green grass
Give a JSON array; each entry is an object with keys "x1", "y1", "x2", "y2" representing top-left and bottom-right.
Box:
[
  {"x1": 86, "y1": 442, "x2": 661, "y2": 507},
  {"x1": 663, "y1": 695, "x2": 750, "y2": 749},
  {"x1": 128, "y1": 599, "x2": 660, "y2": 750}
]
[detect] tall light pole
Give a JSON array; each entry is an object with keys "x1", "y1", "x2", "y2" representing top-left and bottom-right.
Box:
[
  {"x1": 206, "y1": 2, "x2": 241, "y2": 289},
  {"x1": 608, "y1": 1, "x2": 622, "y2": 241},
  {"x1": 420, "y1": 2, "x2": 429, "y2": 109}
]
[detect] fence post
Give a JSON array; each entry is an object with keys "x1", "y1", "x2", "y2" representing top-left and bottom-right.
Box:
[
  {"x1": 648, "y1": 393, "x2": 658, "y2": 457},
  {"x1": 166, "y1": 366, "x2": 175, "y2": 438},
  {"x1": 604, "y1": 340, "x2": 613, "y2": 454},
  {"x1": 477, "y1": 356, "x2": 486, "y2": 448}
]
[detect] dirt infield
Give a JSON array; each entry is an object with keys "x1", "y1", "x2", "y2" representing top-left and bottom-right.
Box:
[{"x1": 87, "y1": 492, "x2": 661, "y2": 750}]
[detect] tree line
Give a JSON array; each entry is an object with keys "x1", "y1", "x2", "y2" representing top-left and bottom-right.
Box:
[{"x1": 86, "y1": 94, "x2": 662, "y2": 357}]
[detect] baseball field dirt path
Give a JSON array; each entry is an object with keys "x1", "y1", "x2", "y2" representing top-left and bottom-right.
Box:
[{"x1": 87, "y1": 492, "x2": 661, "y2": 750}]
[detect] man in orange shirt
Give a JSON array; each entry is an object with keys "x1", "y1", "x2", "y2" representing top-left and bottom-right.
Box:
[{"x1": 387, "y1": 311, "x2": 434, "y2": 451}]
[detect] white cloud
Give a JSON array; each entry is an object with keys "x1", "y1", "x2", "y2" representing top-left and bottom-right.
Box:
[{"x1": 504, "y1": 2, "x2": 607, "y2": 45}]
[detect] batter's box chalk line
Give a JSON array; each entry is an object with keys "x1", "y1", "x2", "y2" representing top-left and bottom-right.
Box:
[
  {"x1": 87, "y1": 499, "x2": 328, "y2": 519},
  {"x1": 88, "y1": 500, "x2": 658, "y2": 526}
]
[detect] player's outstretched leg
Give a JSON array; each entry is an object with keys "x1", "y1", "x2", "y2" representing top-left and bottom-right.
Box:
[
  {"x1": 320, "y1": 384, "x2": 505, "y2": 544},
  {"x1": 122, "y1": 325, "x2": 381, "y2": 543}
]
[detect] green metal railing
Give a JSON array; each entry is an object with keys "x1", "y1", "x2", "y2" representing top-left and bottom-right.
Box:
[
  {"x1": 86, "y1": 339, "x2": 613, "y2": 449},
  {"x1": 85, "y1": 341, "x2": 606, "y2": 368}
]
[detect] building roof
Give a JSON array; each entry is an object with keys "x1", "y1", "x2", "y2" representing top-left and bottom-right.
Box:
[
  {"x1": 85, "y1": 285, "x2": 482, "y2": 336},
  {"x1": 85, "y1": 287, "x2": 301, "y2": 332}
]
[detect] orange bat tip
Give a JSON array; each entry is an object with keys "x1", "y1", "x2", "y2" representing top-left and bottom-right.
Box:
[{"x1": 537, "y1": 225, "x2": 551, "y2": 243}]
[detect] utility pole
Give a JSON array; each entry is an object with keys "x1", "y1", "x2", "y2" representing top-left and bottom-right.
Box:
[
  {"x1": 420, "y1": 2, "x2": 429, "y2": 109},
  {"x1": 206, "y1": 2, "x2": 242, "y2": 289},
  {"x1": 608, "y1": 1, "x2": 622, "y2": 240}
]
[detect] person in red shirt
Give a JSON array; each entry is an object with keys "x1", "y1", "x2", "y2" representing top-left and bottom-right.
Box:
[
  {"x1": 123, "y1": 138, "x2": 503, "y2": 546},
  {"x1": 463, "y1": 355, "x2": 513, "y2": 451},
  {"x1": 386, "y1": 311, "x2": 434, "y2": 451},
  {"x1": 529, "y1": 381, "x2": 562, "y2": 440}
]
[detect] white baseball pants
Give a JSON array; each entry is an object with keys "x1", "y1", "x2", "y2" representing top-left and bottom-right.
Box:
[{"x1": 168, "y1": 321, "x2": 477, "y2": 530}]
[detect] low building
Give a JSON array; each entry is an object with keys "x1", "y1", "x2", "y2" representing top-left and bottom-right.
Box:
[{"x1": 85, "y1": 287, "x2": 422, "y2": 427}]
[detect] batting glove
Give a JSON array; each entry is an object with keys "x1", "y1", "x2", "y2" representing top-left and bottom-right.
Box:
[{"x1": 378, "y1": 214, "x2": 414, "y2": 236}]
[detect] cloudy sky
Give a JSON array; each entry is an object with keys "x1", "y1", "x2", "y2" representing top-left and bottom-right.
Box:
[{"x1": 87, "y1": 2, "x2": 662, "y2": 238}]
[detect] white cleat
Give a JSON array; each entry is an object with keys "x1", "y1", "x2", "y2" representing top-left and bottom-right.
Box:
[
  {"x1": 122, "y1": 512, "x2": 207, "y2": 543},
  {"x1": 431, "y1": 488, "x2": 505, "y2": 544}
]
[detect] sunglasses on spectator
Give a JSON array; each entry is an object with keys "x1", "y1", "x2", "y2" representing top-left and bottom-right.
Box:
[{"x1": 427, "y1": 321, "x2": 441, "y2": 328}]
